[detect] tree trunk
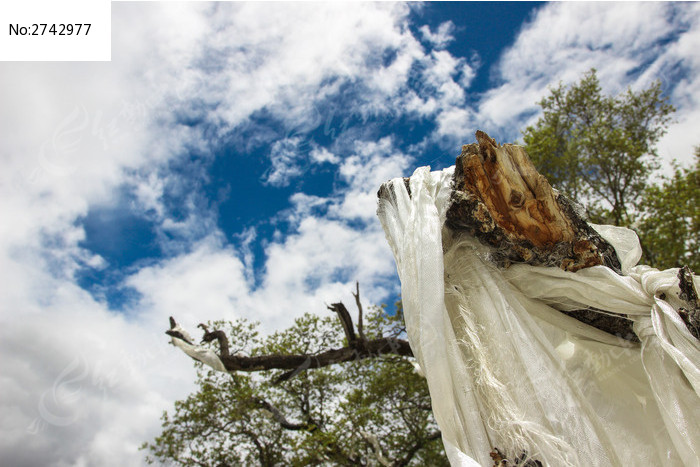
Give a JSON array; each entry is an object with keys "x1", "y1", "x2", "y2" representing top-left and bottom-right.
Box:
[
  {"x1": 447, "y1": 131, "x2": 621, "y2": 273},
  {"x1": 391, "y1": 130, "x2": 638, "y2": 340}
]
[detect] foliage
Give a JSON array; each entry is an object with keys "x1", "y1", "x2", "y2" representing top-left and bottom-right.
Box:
[
  {"x1": 522, "y1": 68, "x2": 698, "y2": 271},
  {"x1": 636, "y1": 149, "x2": 700, "y2": 271},
  {"x1": 143, "y1": 306, "x2": 447, "y2": 466},
  {"x1": 522, "y1": 69, "x2": 674, "y2": 225}
]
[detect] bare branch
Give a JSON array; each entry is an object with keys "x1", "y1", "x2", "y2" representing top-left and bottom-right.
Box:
[
  {"x1": 200, "y1": 325, "x2": 231, "y2": 359},
  {"x1": 274, "y1": 357, "x2": 312, "y2": 384},
  {"x1": 352, "y1": 281, "x2": 366, "y2": 341},
  {"x1": 167, "y1": 317, "x2": 413, "y2": 380},
  {"x1": 252, "y1": 397, "x2": 317, "y2": 432},
  {"x1": 327, "y1": 302, "x2": 357, "y2": 344},
  {"x1": 265, "y1": 335, "x2": 412, "y2": 382}
]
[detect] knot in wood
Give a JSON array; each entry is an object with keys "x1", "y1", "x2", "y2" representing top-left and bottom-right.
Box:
[{"x1": 509, "y1": 190, "x2": 525, "y2": 208}]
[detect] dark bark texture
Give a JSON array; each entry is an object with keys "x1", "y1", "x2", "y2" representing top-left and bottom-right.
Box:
[
  {"x1": 383, "y1": 131, "x2": 647, "y2": 341},
  {"x1": 447, "y1": 131, "x2": 621, "y2": 273},
  {"x1": 678, "y1": 265, "x2": 700, "y2": 339},
  {"x1": 166, "y1": 290, "x2": 414, "y2": 382}
]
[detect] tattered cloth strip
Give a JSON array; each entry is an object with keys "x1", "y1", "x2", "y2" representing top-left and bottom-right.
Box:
[
  {"x1": 166, "y1": 320, "x2": 227, "y2": 373},
  {"x1": 377, "y1": 165, "x2": 699, "y2": 466}
]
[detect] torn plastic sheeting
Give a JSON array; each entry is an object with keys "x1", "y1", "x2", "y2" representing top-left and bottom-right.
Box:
[{"x1": 377, "y1": 166, "x2": 699, "y2": 466}]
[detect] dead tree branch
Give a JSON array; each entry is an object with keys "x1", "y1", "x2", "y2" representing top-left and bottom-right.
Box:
[
  {"x1": 327, "y1": 302, "x2": 357, "y2": 345},
  {"x1": 199, "y1": 323, "x2": 230, "y2": 358},
  {"x1": 166, "y1": 285, "x2": 414, "y2": 381},
  {"x1": 251, "y1": 397, "x2": 317, "y2": 432},
  {"x1": 353, "y1": 281, "x2": 366, "y2": 342},
  {"x1": 446, "y1": 130, "x2": 621, "y2": 273},
  {"x1": 380, "y1": 131, "x2": 674, "y2": 342}
]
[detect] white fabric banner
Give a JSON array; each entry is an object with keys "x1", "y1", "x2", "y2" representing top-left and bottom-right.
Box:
[{"x1": 377, "y1": 166, "x2": 699, "y2": 466}]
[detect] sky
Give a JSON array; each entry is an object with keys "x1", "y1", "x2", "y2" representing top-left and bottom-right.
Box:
[{"x1": 1, "y1": 2, "x2": 699, "y2": 465}]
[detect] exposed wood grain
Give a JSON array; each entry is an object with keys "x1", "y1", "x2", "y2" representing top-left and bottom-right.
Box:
[{"x1": 447, "y1": 131, "x2": 621, "y2": 273}]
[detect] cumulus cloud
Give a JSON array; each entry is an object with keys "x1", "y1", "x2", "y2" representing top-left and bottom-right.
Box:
[
  {"x1": 126, "y1": 220, "x2": 398, "y2": 337},
  {"x1": 309, "y1": 145, "x2": 339, "y2": 164},
  {"x1": 468, "y1": 2, "x2": 700, "y2": 168},
  {"x1": 331, "y1": 137, "x2": 413, "y2": 221},
  {"x1": 420, "y1": 21, "x2": 456, "y2": 49},
  {"x1": 0, "y1": 260, "x2": 197, "y2": 466}
]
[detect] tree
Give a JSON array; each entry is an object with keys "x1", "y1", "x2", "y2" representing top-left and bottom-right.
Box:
[
  {"x1": 146, "y1": 127, "x2": 699, "y2": 466},
  {"x1": 636, "y1": 148, "x2": 700, "y2": 271},
  {"x1": 143, "y1": 303, "x2": 448, "y2": 466},
  {"x1": 522, "y1": 69, "x2": 674, "y2": 226}
]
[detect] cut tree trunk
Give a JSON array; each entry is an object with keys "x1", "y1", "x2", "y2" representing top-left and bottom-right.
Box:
[
  {"x1": 447, "y1": 130, "x2": 621, "y2": 273},
  {"x1": 387, "y1": 130, "x2": 638, "y2": 341}
]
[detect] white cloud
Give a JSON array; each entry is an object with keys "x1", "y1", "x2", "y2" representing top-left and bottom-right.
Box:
[
  {"x1": 288, "y1": 193, "x2": 331, "y2": 222},
  {"x1": 127, "y1": 238, "x2": 249, "y2": 327},
  {"x1": 470, "y1": 2, "x2": 700, "y2": 168},
  {"x1": 459, "y1": 60, "x2": 478, "y2": 89},
  {"x1": 125, "y1": 221, "x2": 398, "y2": 338},
  {"x1": 332, "y1": 137, "x2": 413, "y2": 221},
  {"x1": 435, "y1": 106, "x2": 478, "y2": 141},
  {"x1": 0, "y1": 263, "x2": 197, "y2": 467},
  {"x1": 653, "y1": 3, "x2": 700, "y2": 166},
  {"x1": 124, "y1": 139, "x2": 413, "y2": 338},
  {"x1": 257, "y1": 217, "x2": 398, "y2": 325},
  {"x1": 309, "y1": 146, "x2": 339, "y2": 164},
  {"x1": 263, "y1": 137, "x2": 305, "y2": 187},
  {"x1": 420, "y1": 21, "x2": 456, "y2": 49},
  {"x1": 131, "y1": 172, "x2": 165, "y2": 218}
]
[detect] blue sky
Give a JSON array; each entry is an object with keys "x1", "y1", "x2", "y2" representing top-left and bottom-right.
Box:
[
  {"x1": 77, "y1": 2, "x2": 546, "y2": 313},
  {"x1": 1, "y1": 2, "x2": 699, "y2": 465}
]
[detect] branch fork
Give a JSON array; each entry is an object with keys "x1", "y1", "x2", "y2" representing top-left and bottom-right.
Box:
[{"x1": 166, "y1": 283, "x2": 414, "y2": 380}]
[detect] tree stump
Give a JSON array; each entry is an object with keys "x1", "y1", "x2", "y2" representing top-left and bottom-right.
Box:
[
  {"x1": 446, "y1": 131, "x2": 621, "y2": 273},
  {"x1": 384, "y1": 131, "x2": 638, "y2": 340}
]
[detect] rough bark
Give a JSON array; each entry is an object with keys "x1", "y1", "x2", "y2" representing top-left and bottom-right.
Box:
[
  {"x1": 447, "y1": 130, "x2": 621, "y2": 273},
  {"x1": 222, "y1": 336, "x2": 412, "y2": 383},
  {"x1": 447, "y1": 132, "x2": 638, "y2": 340},
  {"x1": 678, "y1": 265, "x2": 700, "y2": 339},
  {"x1": 383, "y1": 131, "x2": 642, "y2": 341}
]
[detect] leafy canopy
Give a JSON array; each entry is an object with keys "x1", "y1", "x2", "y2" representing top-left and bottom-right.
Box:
[
  {"x1": 142, "y1": 306, "x2": 447, "y2": 466},
  {"x1": 636, "y1": 149, "x2": 700, "y2": 271},
  {"x1": 522, "y1": 69, "x2": 674, "y2": 225}
]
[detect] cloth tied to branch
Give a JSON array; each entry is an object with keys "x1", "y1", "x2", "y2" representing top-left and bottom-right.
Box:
[
  {"x1": 169, "y1": 323, "x2": 227, "y2": 372},
  {"x1": 377, "y1": 166, "x2": 699, "y2": 466}
]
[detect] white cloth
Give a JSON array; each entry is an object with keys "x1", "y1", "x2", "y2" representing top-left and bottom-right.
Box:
[
  {"x1": 377, "y1": 166, "x2": 700, "y2": 466},
  {"x1": 170, "y1": 324, "x2": 228, "y2": 372}
]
